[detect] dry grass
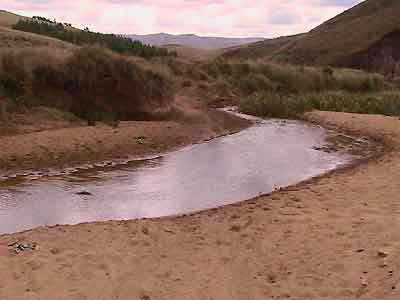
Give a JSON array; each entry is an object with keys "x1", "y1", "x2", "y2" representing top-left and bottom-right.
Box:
[
  {"x1": 0, "y1": 10, "x2": 27, "y2": 28},
  {"x1": 196, "y1": 59, "x2": 384, "y2": 96},
  {"x1": 0, "y1": 46, "x2": 174, "y2": 121},
  {"x1": 162, "y1": 44, "x2": 222, "y2": 61},
  {"x1": 224, "y1": 0, "x2": 400, "y2": 67},
  {"x1": 0, "y1": 27, "x2": 75, "y2": 53},
  {"x1": 239, "y1": 91, "x2": 400, "y2": 119},
  {"x1": 0, "y1": 106, "x2": 83, "y2": 136}
]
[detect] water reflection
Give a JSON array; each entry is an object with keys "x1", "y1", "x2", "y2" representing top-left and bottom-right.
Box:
[{"x1": 0, "y1": 119, "x2": 353, "y2": 234}]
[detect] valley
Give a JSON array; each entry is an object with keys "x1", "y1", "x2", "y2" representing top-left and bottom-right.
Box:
[{"x1": 1, "y1": 1, "x2": 400, "y2": 299}]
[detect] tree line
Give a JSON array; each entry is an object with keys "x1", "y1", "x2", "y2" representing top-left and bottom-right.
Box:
[{"x1": 13, "y1": 19, "x2": 177, "y2": 59}]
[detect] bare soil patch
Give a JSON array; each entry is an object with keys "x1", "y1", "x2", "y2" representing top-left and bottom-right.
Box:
[
  {"x1": 0, "y1": 96, "x2": 250, "y2": 173},
  {"x1": 1, "y1": 111, "x2": 400, "y2": 300}
]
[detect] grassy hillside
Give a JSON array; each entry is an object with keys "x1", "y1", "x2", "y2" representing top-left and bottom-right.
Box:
[
  {"x1": 0, "y1": 14, "x2": 175, "y2": 122},
  {"x1": 162, "y1": 44, "x2": 224, "y2": 61},
  {"x1": 1, "y1": 7, "x2": 398, "y2": 126},
  {"x1": 0, "y1": 46, "x2": 174, "y2": 121},
  {"x1": 282, "y1": 0, "x2": 400, "y2": 65},
  {"x1": 224, "y1": 0, "x2": 400, "y2": 73},
  {"x1": 0, "y1": 11, "x2": 76, "y2": 52},
  {"x1": 128, "y1": 33, "x2": 264, "y2": 50},
  {"x1": 0, "y1": 10, "x2": 27, "y2": 28},
  {"x1": 222, "y1": 34, "x2": 303, "y2": 60},
  {"x1": 12, "y1": 19, "x2": 175, "y2": 59},
  {"x1": 0, "y1": 26, "x2": 75, "y2": 52}
]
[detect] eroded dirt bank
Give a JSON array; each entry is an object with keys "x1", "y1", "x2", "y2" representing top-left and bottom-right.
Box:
[
  {"x1": 0, "y1": 96, "x2": 250, "y2": 173},
  {"x1": 1, "y1": 111, "x2": 400, "y2": 300}
]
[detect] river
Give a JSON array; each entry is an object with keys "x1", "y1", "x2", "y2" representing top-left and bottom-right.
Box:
[{"x1": 0, "y1": 113, "x2": 357, "y2": 234}]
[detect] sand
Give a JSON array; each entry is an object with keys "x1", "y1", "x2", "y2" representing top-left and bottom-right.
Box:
[
  {"x1": 0, "y1": 96, "x2": 249, "y2": 173},
  {"x1": 0, "y1": 111, "x2": 400, "y2": 300}
]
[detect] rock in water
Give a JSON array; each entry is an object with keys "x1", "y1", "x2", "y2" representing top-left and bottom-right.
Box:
[{"x1": 76, "y1": 191, "x2": 93, "y2": 196}]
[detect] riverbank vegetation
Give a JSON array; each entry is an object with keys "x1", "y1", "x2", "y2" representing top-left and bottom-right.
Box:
[
  {"x1": 205, "y1": 60, "x2": 384, "y2": 93},
  {"x1": 1, "y1": 43, "x2": 397, "y2": 123},
  {"x1": 239, "y1": 91, "x2": 400, "y2": 118},
  {"x1": 167, "y1": 58, "x2": 400, "y2": 118},
  {"x1": 2, "y1": 12, "x2": 400, "y2": 125},
  {"x1": 0, "y1": 46, "x2": 174, "y2": 122}
]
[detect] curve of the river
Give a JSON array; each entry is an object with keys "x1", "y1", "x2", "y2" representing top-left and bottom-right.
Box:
[{"x1": 0, "y1": 115, "x2": 356, "y2": 234}]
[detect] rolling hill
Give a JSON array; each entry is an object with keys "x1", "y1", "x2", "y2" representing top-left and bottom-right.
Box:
[
  {"x1": 224, "y1": 0, "x2": 400, "y2": 73},
  {"x1": 0, "y1": 10, "x2": 28, "y2": 28},
  {"x1": 128, "y1": 33, "x2": 264, "y2": 50},
  {"x1": 161, "y1": 44, "x2": 222, "y2": 60},
  {"x1": 0, "y1": 10, "x2": 75, "y2": 51}
]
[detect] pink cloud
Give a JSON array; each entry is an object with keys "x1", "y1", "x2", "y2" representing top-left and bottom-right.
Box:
[{"x1": 3, "y1": 0, "x2": 364, "y2": 37}]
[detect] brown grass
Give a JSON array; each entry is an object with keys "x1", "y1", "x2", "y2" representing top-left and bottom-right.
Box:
[
  {"x1": 224, "y1": 0, "x2": 400, "y2": 68},
  {"x1": 162, "y1": 44, "x2": 221, "y2": 61},
  {"x1": 0, "y1": 46, "x2": 174, "y2": 120},
  {"x1": 0, "y1": 27, "x2": 75, "y2": 52},
  {"x1": 0, "y1": 10, "x2": 27, "y2": 28}
]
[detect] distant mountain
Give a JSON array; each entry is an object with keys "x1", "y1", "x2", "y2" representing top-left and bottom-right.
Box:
[
  {"x1": 128, "y1": 33, "x2": 265, "y2": 50},
  {"x1": 224, "y1": 0, "x2": 400, "y2": 73}
]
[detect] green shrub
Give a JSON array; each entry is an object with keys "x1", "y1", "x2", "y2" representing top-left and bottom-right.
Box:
[
  {"x1": 239, "y1": 93, "x2": 309, "y2": 118},
  {"x1": 215, "y1": 59, "x2": 233, "y2": 75},
  {"x1": 235, "y1": 73, "x2": 275, "y2": 94},
  {"x1": 201, "y1": 62, "x2": 219, "y2": 78},
  {"x1": 323, "y1": 66, "x2": 334, "y2": 77},
  {"x1": 239, "y1": 91, "x2": 400, "y2": 119},
  {"x1": 200, "y1": 60, "x2": 384, "y2": 96},
  {"x1": 182, "y1": 80, "x2": 192, "y2": 87},
  {"x1": 0, "y1": 75, "x2": 23, "y2": 98}
]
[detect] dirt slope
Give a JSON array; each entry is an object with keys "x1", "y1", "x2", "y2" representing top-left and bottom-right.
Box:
[{"x1": 0, "y1": 111, "x2": 400, "y2": 300}]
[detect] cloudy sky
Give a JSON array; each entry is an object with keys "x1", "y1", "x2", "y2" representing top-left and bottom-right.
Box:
[{"x1": 4, "y1": 0, "x2": 364, "y2": 37}]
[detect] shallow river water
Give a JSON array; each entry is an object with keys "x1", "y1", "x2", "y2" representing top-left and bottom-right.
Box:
[{"x1": 0, "y1": 115, "x2": 355, "y2": 234}]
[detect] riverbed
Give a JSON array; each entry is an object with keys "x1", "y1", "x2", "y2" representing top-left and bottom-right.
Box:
[{"x1": 0, "y1": 116, "x2": 359, "y2": 234}]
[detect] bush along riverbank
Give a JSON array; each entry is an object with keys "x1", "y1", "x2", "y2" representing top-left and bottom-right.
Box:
[
  {"x1": 239, "y1": 91, "x2": 400, "y2": 118},
  {"x1": 0, "y1": 46, "x2": 174, "y2": 123},
  {"x1": 12, "y1": 18, "x2": 177, "y2": 59},
  {"x1": 191, "y1": 60, "x2": 399, "y2": 119},
  {"x1": 166, "y1": 58, "x2": 399, "y2": 118}
]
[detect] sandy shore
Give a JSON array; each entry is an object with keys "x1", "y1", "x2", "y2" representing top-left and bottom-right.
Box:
[
  {"x1": 0, "y1": 96, "x2": 250, "y2": 173},
  {"x1": 1, "y1": 111, "x2": 400, "y2": 300}
]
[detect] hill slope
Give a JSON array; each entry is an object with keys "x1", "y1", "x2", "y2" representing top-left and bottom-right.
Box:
[
  {"x1": 282, "y1": 0, "x2": 400, "y2": 65},
  {"x1": 129, "y1": 33, "x2": 264, "y2": 50},
  {"x1": 223, "y1": 34, "x2": 304, "y2": 60},
  {"x1": 161, "y1": 44, "x2": 222, "y2": 60},
  {"x1": 0, "y1": 26, "x2": 75, "y2": 51},
  {"x1": 0, "y1": 10, "x2": 28, "y2": 28},
  {"x1": 225, "y1": 0, "x2": 400, "y2": 73}
]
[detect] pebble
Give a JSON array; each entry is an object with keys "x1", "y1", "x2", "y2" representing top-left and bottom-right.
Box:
[
  {"x1": 76, "y1": 191, "x2": 93, "y2": 196},
  {"x1": 378, "y1": 250, "x2": 389, "y2": 258},
  {"x1": 8, "y1": 241, "x2": 37, "y2": 254}
]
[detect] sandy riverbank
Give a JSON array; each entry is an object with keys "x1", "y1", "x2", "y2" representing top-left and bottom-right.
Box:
[
  {"x1": 1, "y1": 111, "x2": 400, "y2": 300},
  {"x1": 0, "y1": 96, "x2": 250, "y2": 174}
]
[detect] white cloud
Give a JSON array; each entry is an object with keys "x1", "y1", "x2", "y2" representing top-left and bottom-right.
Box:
[{"x1": 4, "y1": 0, "x2": 364, "y2": 37}]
